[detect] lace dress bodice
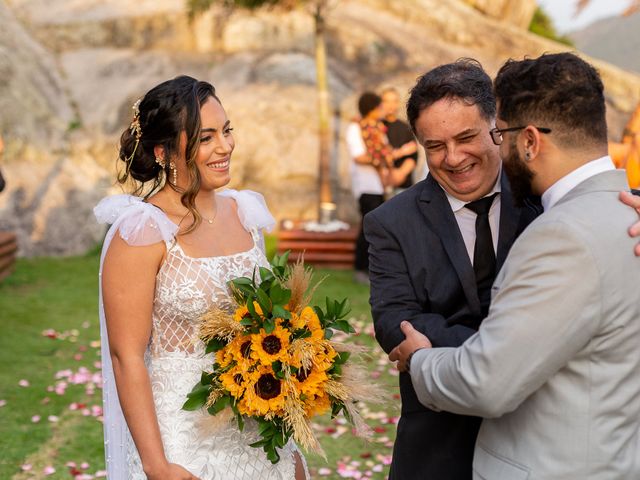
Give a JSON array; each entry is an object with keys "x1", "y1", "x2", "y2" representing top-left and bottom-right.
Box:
[
  {"x1": 152, "y1": 237, "x2": 267, "y2": 359},
  {"x1": 95, "y1": 191, "x2": 304, "y2": 480}
]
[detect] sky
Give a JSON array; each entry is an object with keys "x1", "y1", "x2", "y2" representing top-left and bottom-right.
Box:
[{"x1": 537, "y1": 0, "x2": 629, "y2": 32}]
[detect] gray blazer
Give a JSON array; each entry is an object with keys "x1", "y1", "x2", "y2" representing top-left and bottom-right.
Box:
[{"x1": 410, "y1": 170, "x2": 640, "y2": 479}]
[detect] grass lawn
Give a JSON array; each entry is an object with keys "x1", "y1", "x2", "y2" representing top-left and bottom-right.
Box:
[{"x1": 0, "y1": 244, "x2": 399, "y2": 479}]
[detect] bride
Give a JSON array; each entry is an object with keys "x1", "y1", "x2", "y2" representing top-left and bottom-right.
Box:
[{"x1": 95, "y1": 76, "x2": 308, "y2": 479}]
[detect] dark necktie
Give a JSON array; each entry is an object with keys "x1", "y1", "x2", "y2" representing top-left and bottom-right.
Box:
[{"x1": 465, "y1": 193, "x2": 498, "y2": 317}]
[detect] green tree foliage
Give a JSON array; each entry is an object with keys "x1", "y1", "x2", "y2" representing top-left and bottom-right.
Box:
[{"x1": 528, "y1": 6, "x2": 575, "y2": 46}]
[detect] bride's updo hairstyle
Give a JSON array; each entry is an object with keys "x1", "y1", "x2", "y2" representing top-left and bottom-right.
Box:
[{"x1": 118, "y1": 75, "x2": 220, "y2": 232}]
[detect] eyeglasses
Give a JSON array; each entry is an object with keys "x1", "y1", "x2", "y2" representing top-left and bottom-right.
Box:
[{"x1": 489, "y1": 126, "x2": 551, "y2": 145}]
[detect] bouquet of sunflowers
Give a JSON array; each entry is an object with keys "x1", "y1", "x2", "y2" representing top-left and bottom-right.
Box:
[{"x1": 182, "y1": 252, "x2": 382, "y2": 463}]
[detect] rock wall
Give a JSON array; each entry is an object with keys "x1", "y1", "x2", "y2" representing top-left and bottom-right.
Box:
[
  {"x1": 2, "y1": 0, "x2": 640, "y2": 256},
  {"x1": 464, "y1": 0, "x2": 537, "y2": 29}
]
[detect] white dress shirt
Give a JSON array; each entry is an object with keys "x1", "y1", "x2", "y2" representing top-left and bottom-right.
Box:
[
  {"x1": 346, "y1": 121, "x2": 384, "y2": 199},
  {"x1": 442, "y1": 173, "x2": 502, "y2": 264},
  {"x1": 541, "y1": 155, "x2": 616, "y2": 211}
]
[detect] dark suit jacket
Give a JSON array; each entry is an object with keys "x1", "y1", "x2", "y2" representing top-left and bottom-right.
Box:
[{"x1": 363, "y1": 172, "x2": 540, "y2": 480}]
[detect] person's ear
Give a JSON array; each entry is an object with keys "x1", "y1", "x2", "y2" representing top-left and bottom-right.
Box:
[
  {"x1": 522, "y1": 126, "x2": 541, "y2": 162},
  {"x1": 153, "y1": 145, "x2": 165, "y2": 163}
]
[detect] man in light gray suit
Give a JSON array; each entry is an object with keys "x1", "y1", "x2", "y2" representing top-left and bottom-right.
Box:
[{"x1": 390, "y1": 52, "x2": 640, "y2": 479}]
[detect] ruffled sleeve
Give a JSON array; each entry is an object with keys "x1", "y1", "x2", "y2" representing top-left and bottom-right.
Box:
[
  {"x1": 94, "y1": 194, "x2": 178, "y2": 246},
  {"x1": 219, "y1": 189, "x2": 276, "y2": 233}
]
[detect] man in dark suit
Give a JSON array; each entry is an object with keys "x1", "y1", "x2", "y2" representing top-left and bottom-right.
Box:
[
  {"x1": 365, "y1": 59, "x2": 640, "y2": 480},
  {"x1": 365, "y1": 59, "x2": 528, "y2": 479}
]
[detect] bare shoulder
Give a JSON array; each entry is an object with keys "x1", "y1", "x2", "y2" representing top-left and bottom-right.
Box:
[{"x1": 103, "y1": 229, "x2": 166, "y2": 278}]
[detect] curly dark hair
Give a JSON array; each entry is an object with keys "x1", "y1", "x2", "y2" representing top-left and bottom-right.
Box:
[
  {"x1": 494, "y1": 52, "x2": 607, "y2": 148},
  {"x1": 118, "y1": 75, "x2": 220, "y2": 232},
  {"x1": 406, "y1": 58, "x2": 495, "y2": 132}
]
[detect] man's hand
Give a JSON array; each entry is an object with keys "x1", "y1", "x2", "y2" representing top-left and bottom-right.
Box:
[
  {"x1": 620, "y1": 191, "x2": 640, "y2": 256},
  {"x1": 389, "y1": 321, "x2": 433, "y2": 372}
]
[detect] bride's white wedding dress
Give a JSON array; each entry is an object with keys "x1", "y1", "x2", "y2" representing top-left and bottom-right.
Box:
[{"x1": 95, "y1": 190, "x2": 306, "y2": 479}]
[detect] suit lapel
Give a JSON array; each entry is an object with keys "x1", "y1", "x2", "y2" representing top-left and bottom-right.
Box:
[
  {"x1": 418, "y1": 175, "x2": 481, "y2": 314},
  {"x1": 496, "y1": 171, "x2": 522, "y2": 271}
]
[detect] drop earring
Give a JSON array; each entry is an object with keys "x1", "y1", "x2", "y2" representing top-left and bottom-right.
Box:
[
  {"x1": 170, "y1": 161, "x2": 177, "y2": 185},
  {"x1": 155, "y1": 155, "x2": 166, "y2": 168}
]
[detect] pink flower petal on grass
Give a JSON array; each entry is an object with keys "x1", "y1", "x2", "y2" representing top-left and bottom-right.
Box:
[
  {"x1": 0, "y1": 399, "x2": 6, "y2": 407},
  {"x1": 43, "y1": 465, "x2": 56, "y2": 475},
  {"x1": 21, "y1": 464, "x2": 32, "y2": 471},
  {"x1": 318, "y1": 467, "x2": 332, "y2": 475},
  {"x1": 48, "y1": 415, "x2": 59, "y2": 422},
  {"x1": 31, "y1": 415, "x2": 41, "y2": 423},
  {"x1": 18, "y1": 379, "x2": 30, "y2": 387}
]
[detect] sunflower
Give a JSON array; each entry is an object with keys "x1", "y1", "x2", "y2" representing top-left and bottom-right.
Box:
[
  {"x1": 299, "y1": 306, "x2": 324, "y2": 341},
  {"x1": 292, "y1": 363, "x2": 328, "y2": 397},
  {"x1": 219, "y1": 365, "x2": 254, "y2": 399},
  {"x1": 238, "y1": 365, "x2": 289, "y2": 416},
  {"x1": 303, "y1": 391, "x2": 332, "y2": 417},
  {"x1": 224, "y1": 333, "x2": 257, "y2": 369},
  {"x1": 313, "y1": 341, "x2": 338, "y2": 372},
  {"x1": 251, "y1": 324, "x2": 291, "y2": 366},
  {"x1": 233, "y1": 302, "x2": 263, "y2": 322},
  {"x1": 289, "y1": 311, "x2": 304, "y2": 330}
]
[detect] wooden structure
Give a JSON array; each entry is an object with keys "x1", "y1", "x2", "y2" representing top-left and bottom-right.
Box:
[
  {"x1": 277, "y1": 224, "x2": 358, "y2": 269},
  {"x1": 0, "y1": 231, "x2": 18, "y2": 282}
]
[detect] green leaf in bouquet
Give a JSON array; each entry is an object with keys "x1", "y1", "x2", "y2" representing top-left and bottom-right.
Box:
[
  {"x1": 263, "y1": 317, "x2": 276, "y2": 334},
  {"x1": 331, "y1": 400, "x2": 346, "y2": 419},
  {"x1": 207, "y1": 394, "x2": 229, "y2": 415},
  {"x1": 205, "y1": 337, "x2": 227, "y2": 353},
  {"x1": 329, "y1": 363, "x2": 342, "y2": 376},
  {"x1": 269, "y1": 284, "x2": 291, "y2": 306},
  {"x1": 272, "y1": 430, "x2": 288, "y2": 449},
  {"x1": 200, "y1": 371, "x2": 215, "y2": 385},
  {"x1": 182, "y1": 383, "x2": 210, "y2": 411},
  {"x1": 246, "y1": 298, "x2": 261, "y2": 321},
  {"x1": 271, "y1": 250, "x2": 290, "y2": 269},
  {"x1": 334, "y1": 351, "x2": 351, "y2": 365},
  {"x1": 266, "y1": 446, "x2": 280, "y2": 464},
  {"x1": 325, "y1": 297, "x2": 334, "y2": 318},
  {"x1": 313, "y1": 305, "x2": 326, "y2": 324},
  {"x1": 272, "y1": 304, "x2": 291, "y2": 321},
  {"x1": 292, "y1": 328, "x2": 312, "y2": 340},
  {"x1": 256, "y1": 288, "x2": 272, "y2": 314},
  {"x1": 239, "y1": 317, "x2": 254, "y2": 327},
  {"x1": 259, "y1": 266, "x2": 275, "y2": 283},
  {"x1": 258, "y1": 419, "x2": 276, "y2": 437},
  {"x1": 271, "y1": 265, "x2": 286, "y2": 280},
  {"x1": 271, "y1": 360, "x2": 283, "y2": 374},
  {"x1": 324, "y1": 328, "x2": 334, "y2": 340},
  {"x1": 231, "y1": 276, "x2": 254, "y2": 287},
  {"x1": 259, "y1": 278, "x2": 274, "y2": 293},
  {"x1": 231, "y1": 282, "x2": 256, "y2": 299},
  {"x1": 229, "y1": 400, "x2": 244, "y2": 431},
  {"x1": 332, "y1": 319, "x2": 355, "y2": 334},
  {"x1": 249, "y1": 438, "x2": 269, "y2": 448},
  {"x1": 336, "y1": 298, "x2": 351, "y2": 319}
]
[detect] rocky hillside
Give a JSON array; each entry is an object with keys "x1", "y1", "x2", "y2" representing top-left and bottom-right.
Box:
[
  {"x1": 2, "y1": 0, "x2": 640, "y2": 256},
  {"x1": 571, "y1": 13, "x2": 640, "y2": 74}
]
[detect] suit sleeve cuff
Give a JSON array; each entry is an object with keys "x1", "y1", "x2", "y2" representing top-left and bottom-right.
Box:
[{"x1": 409, "y1": 348, "x2": 442, "y2": 412}]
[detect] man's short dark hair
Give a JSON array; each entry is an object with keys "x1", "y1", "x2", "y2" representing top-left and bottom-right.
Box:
[
  {"x1": 358, "y1": 92, "x2": 382, "y2": 118},
  {"x1": 494, "y1": 52, "x2": 607, "y2": 148},
  {"x1": 406, "y1": 58, "x2": 496, "y2": 132}
]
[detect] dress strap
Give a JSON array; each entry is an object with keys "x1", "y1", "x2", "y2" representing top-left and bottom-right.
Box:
[{"x1": 94, "y1": 194, "x2": 178, "y2": 246}]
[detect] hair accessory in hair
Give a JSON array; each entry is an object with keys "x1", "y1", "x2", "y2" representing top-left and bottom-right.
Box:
[{"x1": 125, "y1": 99, "x2": 143, "y2": 174}]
